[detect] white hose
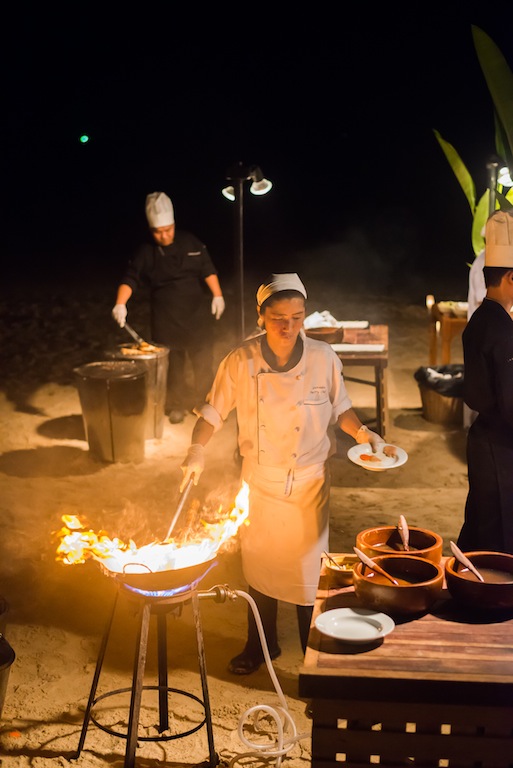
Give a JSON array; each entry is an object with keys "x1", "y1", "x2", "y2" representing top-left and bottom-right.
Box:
[{"x1": 227, "y1": 589, "x2": 310, "y2": 768}]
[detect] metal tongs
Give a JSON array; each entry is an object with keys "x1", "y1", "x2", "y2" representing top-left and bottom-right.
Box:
[
  {"x1": 165, "y1": 477, "x2": 195, "y2": 540},
  {"x1": 124, "y1": 322, "x2": 148, "y2": 346}
]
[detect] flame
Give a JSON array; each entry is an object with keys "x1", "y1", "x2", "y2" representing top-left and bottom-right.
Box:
[{"x1": 55, "y1": 482, "x2": 249, "y2": 575}]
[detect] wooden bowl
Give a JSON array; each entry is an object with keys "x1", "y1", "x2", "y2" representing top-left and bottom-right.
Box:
[
  {"x1": 324, "y1": 553, "x2": 359, "y2": 586},
  {"x1": 305, "y1": 327, "x2": 344, "y2": 344},
  {"x1": 355, "y1": 525, "x2": 443, "y2": 564},
  {"x1": 353, "y1": 554, "x2": 444, "y2": 617},
  {"x1": 445, "y1": 551, "x2": 513, "y2": 611}
]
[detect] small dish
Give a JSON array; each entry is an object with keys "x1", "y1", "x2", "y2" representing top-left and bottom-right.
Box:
[
  {"x1": 347, "y1": 443, "x2": 408, "y2": 472},
  {"x1": 314, "y1": 607, "x2": 395, "y2": 643},
  {"x1": 324, "y1": 553, "x2": 359, "y2": 585}
]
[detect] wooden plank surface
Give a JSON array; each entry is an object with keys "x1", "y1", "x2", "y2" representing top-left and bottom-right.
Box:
[
  {"x1": 299, "y1": 558, "x2": 513, "y2": 702},
  {"x1": 334, "y1": 325, "x2": 388, "y2": 364}
]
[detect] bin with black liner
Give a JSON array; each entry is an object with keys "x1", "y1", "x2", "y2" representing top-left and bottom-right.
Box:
[
  {"x1": 105, "y1": 344, "x2": 169, "y2": 439},
  {"x1": 74, "y1": 360, "x2": 148, "y2": 463},
  {"x1": 414, "y1": 364, "x2": 464, "y2": 426}
]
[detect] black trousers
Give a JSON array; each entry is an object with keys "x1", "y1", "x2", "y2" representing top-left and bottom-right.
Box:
[
  {"x1": 166, "y1": 344, "x2": 214, "y2": 411},
  {"x1": 244, "y1": 586, "x2": 313, "y2": 657}
]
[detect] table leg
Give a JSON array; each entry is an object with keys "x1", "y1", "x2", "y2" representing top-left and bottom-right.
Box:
[
  {"x1": 375, "y1": 366, "x2": 389, "y2": 440},
  {"x1": 429, "y1": 319, "x2": 438, "y2": 365}
]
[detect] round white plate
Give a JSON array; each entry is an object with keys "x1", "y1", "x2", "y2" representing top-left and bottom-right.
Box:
[
  {"x1": 315, "y1": 607, "x2": 395, "y2": 643},
  {"x1": 347, "y1": 443, "x2": 408, "y2": 472}
]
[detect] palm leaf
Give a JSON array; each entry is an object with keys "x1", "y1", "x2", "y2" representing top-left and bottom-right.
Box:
[
  {"x1": 473, "y1": 26, "x2": 513, "y2": 162},
  {"x1": 433, "y1": 129, "x2": 476, "y2": 213}
]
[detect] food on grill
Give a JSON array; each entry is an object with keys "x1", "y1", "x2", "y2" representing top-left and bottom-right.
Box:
[{"x1": 120, "y1": 342, "x2": 162, "y2": 355}]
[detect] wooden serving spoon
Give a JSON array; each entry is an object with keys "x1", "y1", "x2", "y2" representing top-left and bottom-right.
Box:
[
  {"x1": 353, "y1": 547, "x2": 401, "y2": 586},
  {"x1": 398, "y1": 514, "x2": 410, "y2": 551},
  {"x1": 450, "y1": 541, "x2": 485, "y2": 583}
]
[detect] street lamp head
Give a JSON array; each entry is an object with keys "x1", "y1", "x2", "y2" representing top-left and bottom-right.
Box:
[
  {"x1": 221, "y1": 185, "x2": 236, "y2": 201},
  {"x1": 498, "y1": 166, "x2": 513, "y2": 187},
  {"x1": 249, "y1": 165, "x2": 273, "y2": 196}
]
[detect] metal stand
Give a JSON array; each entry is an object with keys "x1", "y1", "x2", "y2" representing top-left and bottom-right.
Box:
[{"x1": 74, "y1": 586, "x2": 218, "y2": 768}]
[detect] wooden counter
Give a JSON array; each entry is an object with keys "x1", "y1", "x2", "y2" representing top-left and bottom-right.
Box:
[
  {"x1": 429, "y1": 303, "x2": 467, "y2": 365},
  {"x1": 299, "y1": 558, "x2": 513, "y2": 767}
]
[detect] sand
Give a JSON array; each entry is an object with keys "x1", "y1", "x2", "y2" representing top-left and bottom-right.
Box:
[{"x1": 0, "y1": 274, "x2": 469, "y2": 767}]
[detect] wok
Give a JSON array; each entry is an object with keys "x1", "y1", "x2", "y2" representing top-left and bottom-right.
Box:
[{"x1": 108, "y1": 555, "x2": 217, "y2": 592}]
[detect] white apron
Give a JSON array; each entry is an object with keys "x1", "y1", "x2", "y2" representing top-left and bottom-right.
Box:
[{"x1": 240, "y1": 458, "x2": 329, "y2": 605}]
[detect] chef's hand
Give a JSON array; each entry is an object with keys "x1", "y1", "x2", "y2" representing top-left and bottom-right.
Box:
[
  {"x1": 211, "y1": 296, "x2": 225, "y2": 320},
  {"x1": 356, "y1": 425, "x2": 386, "y2": 453},
  {"x1": 180, "y1": 444, "x2": 205, "y2": 491},
  {"x1": 112, "y1": 304, "x2": 127, "y2": 328}
]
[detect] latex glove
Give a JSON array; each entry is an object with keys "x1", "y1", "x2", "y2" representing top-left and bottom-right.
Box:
[
  {"x1": 180, "y1": 444, "x2": 205, "y2": 491},
  {"x1": 112, "y1": 304, "x2": 127, "y2": 328},
  {"x1": 356, "y1": 425, "x2": 386, "y2": 453},
  {"x1": 211, "y1": 296, "x2": 225, "y2": 320}
]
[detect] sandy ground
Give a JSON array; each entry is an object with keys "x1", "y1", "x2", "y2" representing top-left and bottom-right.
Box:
[{"x1": 0, "y1": 275, "x2": 469, "y2": 767}]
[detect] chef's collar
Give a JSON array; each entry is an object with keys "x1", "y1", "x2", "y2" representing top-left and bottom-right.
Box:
[{"x1": 261, "y1": 333, "x2": 303, "y2": 371}]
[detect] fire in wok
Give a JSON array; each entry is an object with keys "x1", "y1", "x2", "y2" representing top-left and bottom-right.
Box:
[{"x1": 55, "y1": 482, "x2": 249, "y2": 590}]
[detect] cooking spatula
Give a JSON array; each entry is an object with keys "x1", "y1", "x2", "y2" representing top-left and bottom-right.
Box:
[{"x1": 165, "y1": 477, "x2": 195, "y2": 540}]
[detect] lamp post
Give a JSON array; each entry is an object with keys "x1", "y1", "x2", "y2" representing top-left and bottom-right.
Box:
[{"x1": 222, "y1": 162, "x2": 272, "y2": 339}]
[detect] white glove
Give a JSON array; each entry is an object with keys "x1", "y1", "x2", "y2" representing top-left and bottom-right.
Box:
[
  {"x1": 180, "y1": 444, "x2": 205, "y2": 491},
  {"x1": 211, "y1": 296, "x2": 225, "y2": 320},
  {"x1": 112, "y1": 304, "x2": 127, "y2": 328},
  {"x1": 356, "y1": 425, "x2": 385, "y2": 453}
]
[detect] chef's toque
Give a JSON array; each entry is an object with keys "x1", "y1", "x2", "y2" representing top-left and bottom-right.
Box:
[
  {"x1": 145, "y1": 192, "x2": 175, "y2": 228},
  {"x1": 256, "y1": 273, "x2": 308, "y2": 307},
  {"x1": 485, "y1": 210, "x2": 513, "y2": 267}
]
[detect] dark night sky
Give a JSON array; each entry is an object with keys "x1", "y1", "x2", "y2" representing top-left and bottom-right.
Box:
[{"x1": 2, "y1": 5, "x2": 513, "y2": 298}]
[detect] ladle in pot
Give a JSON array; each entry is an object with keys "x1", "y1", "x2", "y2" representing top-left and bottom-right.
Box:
[
  {"x1": 323, "y1": 551, "x2": 344, "y2": 570},
  {"x1": 353, "y1": 546, "x2": 400, "y2": 586},
  {"x1": 450, "y1": 541, "x2": 485, "y2": 583}
]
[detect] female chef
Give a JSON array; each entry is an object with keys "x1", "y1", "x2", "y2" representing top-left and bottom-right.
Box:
[{"x1": 180, "y1": 273, "x2": 392, "y2": 674}]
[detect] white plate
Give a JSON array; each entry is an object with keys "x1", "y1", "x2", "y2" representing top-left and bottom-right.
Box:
[
  {"x1": 315, "y1": 607, "x2": 395, "y2": 643},
  {"x1": 347, "y1": 443, "x2": 408, "y2": 472}
]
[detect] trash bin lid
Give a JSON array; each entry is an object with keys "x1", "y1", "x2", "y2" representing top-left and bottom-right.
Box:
[{"x1": 73, "y1": 360, "x2": 147, "y2": 380}]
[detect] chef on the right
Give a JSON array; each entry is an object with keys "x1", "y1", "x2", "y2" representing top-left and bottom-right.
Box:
[{"x1": 458, "y1": 209, "x2": 513, "y2": 553}]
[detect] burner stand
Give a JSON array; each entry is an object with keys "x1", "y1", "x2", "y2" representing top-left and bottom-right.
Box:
[{"x1": 74, "y1": 583, "x2": 219, "y2": 768}]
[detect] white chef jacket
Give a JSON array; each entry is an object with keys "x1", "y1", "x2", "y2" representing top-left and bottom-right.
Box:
[{"x1": 197, "y1": 330, "x2": 353, "y2": 604}]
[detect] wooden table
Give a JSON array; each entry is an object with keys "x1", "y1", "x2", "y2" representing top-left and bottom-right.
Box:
[
  {"x1": 332, "y1": 325, "x2": 389, "y2": 440},
  {"x1": 429, "y1": 303, "x2": 467, "y2": 365},
  {"x1": 299, "y1": 558, "x2": 513, "y2": 767}
]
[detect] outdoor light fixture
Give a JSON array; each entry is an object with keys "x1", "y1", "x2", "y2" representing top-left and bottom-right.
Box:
[
  {"x1": 498, "y1": 166, "x2": 513, "y2": 187},
  {"x1": 222, "y1": 162, "x2": 273, "y2": 339}
]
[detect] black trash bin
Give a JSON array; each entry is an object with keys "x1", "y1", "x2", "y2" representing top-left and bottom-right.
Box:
[
  {"x1": 74, "y1": 360, "x2": 148, "y2": 463},
  {"x1": 414, "y1": 364, "x2": 464, "y2": 426},
  {"x1": 105, "y1": 344, "x2": 170, "y2": 439},
  {"x1": 0, "y1": 634, "x2": 15, "y2": 723}
]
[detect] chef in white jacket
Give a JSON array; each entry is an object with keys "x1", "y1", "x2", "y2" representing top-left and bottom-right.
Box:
[{"x1": 180, "y1": 273, "x2": 393, "y2": 674}]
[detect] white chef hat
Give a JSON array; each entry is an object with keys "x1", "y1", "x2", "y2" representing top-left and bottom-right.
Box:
[
  {"x1": 145, "y1": 192, "x2": 175, "y2": 228},
  {"x1": 256, "y1": 273, "x2": 308, "y2": 308},
  {"x1": 485, "y1": 210, "x2": 513, "y2": 267}
]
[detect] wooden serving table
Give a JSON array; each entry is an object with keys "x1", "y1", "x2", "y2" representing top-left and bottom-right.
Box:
[
  {"x1": 332, "y1": 325, "x2": 389, "y2": 440},
  {"x1": 299, "y1": 558, "x2": 513, "y2": 767},
  {"x1": 429, "y1": 303, "x2": 467, "y2": 365}
]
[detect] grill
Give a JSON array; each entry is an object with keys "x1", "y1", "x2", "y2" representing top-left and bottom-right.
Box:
[{"x1": 74, "y1": 560, "x2": 229, "y2": 768}]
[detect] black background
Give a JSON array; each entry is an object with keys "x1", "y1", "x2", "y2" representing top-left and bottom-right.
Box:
[{"x1": 2, "y1": 4, "x2": 512, "y2": 299}]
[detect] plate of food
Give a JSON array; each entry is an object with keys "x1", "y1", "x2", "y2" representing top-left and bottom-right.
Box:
[
  {"x1": 347, "y1": 443, "x2": 408, "y2": 472},
  {"x1": 315, "y1": 607, "x2": 395, "y2": 643}
]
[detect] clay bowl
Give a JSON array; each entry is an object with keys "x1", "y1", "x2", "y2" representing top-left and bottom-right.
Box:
[
  {"x1": 305, "y1": 327, "x2": 344, "y2": 344},
  {"x1": 324, "y1": 553, "x2": 359, "y2": 586},
  {"x1": 355, "y1": 525, "x2": 443, "y2": 564},
  {"x1": 353, "y1": 554, "x2": 444, "y2": 617},
  {"x1": 445, "y1": 551, "x2": 513, "y2": 612}
]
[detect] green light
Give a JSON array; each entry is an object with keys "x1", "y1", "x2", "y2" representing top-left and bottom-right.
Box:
[{"x1": 79, "y1": 134, "x2": 90, "y2": 144}]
